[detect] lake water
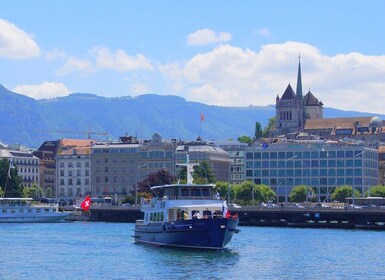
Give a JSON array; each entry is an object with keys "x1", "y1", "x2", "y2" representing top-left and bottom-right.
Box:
[{"x1": 1, "y1": 222, "x2": 385, "y2": 280}]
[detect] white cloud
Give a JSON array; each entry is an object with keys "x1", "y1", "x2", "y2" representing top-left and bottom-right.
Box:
[
  {"x1": 0, "y1": 19, "x2": 40, "y2": 59},
  {"x1": 131, "y1": 83, "x2": 151, "y2": 95},
  {"x1": 55, "y1": 57, "x2": 95, "y2": 76},
  {"x1": 45, "y1": 48, "x2": 66, "y2": 60},
  {"x1": 13, "y1": 82, "x2": 70, "y2": 99},
  {"x1": 160, "y1": 41, "x2": 385, "y2": 114},
  {"x1": 93, "y1": 47, "x2": 153, "y2": 72},
  {"x1": 187, "y1": 29, "x2": 232, "y2": 46}
]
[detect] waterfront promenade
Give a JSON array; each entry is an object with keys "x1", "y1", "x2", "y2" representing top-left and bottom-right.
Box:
[{"x1": 64, "y1": 204, "x2": 385, "y2": 229}]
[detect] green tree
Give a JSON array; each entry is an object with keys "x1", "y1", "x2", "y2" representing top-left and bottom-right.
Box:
[
  {"x1": 331, "y1": 185, "x2": 360, "y2": 202},
  {"x1": 0, "y1": 159, "x2": 23, "y2": 197},
  {"x1": 193, "y1": 161, "x2": 216, "y2": 184},
  {"x1": 262, "y1": 116, "x2": 276, "y2": 137},
  {"x1": 23, "y1": 184, "x2": 44, "y2": 198},
  {"x1": 255, "y1": 184, "x2": 276, "y2": 203},
  {"x1": 255, "y1": 121, "x2": 263, "y2": 139},
  {"x1": 215, "y1": 181, "x2": 235, "y2": 202},
  {"x1": 0, "y1": 186, "x2": 3, "y2": 197},
  {"x1": 45, "y1": 187, "x2": 54, "y2": 198},
  {"x1": 233, "y1": 181, "x2": 276, "y2": 204},
  {"x1": 121, "y1": 195, "x2": 135, "y2": 205},
  {"x1": 233, "y1": 181, "x2": 254, "y2": 203},
  {"x1": 237, "y1": 135, "x2": 253, "y2": 144},
  {"x1": 367, "y1": 185, "x2": 385, "y2": 197},
  {"x1": 289, "y1": 185, "x2": 315, "y2": 202}
]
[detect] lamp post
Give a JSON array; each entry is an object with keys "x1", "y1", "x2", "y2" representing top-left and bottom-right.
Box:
[
  {"x1": 285, "y1": 155, "x2": 298, "y2": 203},
  {"x1": 352, "y1": 151, "x2": 365, "y2": 207},
  {"x1": 136, "y1": 164, "x2": 146, "y2": 206}
]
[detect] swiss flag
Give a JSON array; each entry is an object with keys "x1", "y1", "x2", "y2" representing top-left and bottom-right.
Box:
[
  {"x1": 80, "y1": 196, "x2": 92, "y2": 211},
  {"x1": 225, "y1": 210, "x2": 231, "y2": 219}
]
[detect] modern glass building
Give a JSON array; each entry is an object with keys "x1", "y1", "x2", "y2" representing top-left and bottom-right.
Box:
[{"x1": 244, "y1": 140, "x2": 378, "y2": 202}]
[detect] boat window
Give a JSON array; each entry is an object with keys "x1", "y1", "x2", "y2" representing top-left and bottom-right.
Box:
[
  {"x1": 181, "y1": 188, "x2": 189, "y2": 196},
  {"x1": 191, "y1": 188, "x2": 201, "y2": 196},
  {"x1": 2, "y1": 209, "x2": 6, "y2": 213},
  {"x1": 176, "y1": 209, "x2": 181, "y2": 220},
  {"x1": 161, "y1": 212, "x2": 164, "y2": 221},
  {"x1": 202, "y1": 188, "x2": 210, "y2": 196},
  {"x1": 45, "y1": 209, "x2": 50, "y2": 213},
  {"x1": 28, "y1": 209, "x2": 33, "y2": 213},
  {"x1": 11, "y1": 209, "x2": 16, "y2": 214},
  {"x1": 157, "y1": 212, "x2": 160, "y2": 221},
  {"x1": 36, "y1": 209, "x2": 41, "y2": 213},
  {"x1": 150, "y1": 213, "x2": 154, "y2": 221},
  {"x1": 203, "y1": 210, "x2": 212, "y2": 218}
]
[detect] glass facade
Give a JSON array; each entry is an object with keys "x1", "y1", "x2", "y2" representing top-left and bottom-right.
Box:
[{"x1": 244, "y1": 143, "x2": 378, "y2": 201}]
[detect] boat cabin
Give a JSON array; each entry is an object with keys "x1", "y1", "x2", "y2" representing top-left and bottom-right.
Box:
[
  {"x1": 140, "y1": 184, "x2": 225, "y2": 225},
  {"x1": 151, "y1": 184, "x2": 216, "y2": 200}
]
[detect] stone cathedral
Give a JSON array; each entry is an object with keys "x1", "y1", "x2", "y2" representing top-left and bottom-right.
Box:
[{"x1": 273, "y1": 57, "x2": 323, "y2": 137}]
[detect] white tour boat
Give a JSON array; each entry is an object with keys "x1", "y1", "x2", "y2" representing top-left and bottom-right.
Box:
[{"x1": 0, "y1": 197, "x2": 71, "y2": 223}]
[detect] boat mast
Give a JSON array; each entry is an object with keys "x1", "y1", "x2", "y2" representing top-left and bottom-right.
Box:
[{"x1": 176, "y1": 153, "x2": 197, "y2": 184}]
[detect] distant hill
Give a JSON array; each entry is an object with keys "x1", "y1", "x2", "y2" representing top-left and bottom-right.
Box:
[{"x1": 0, "y1": 84, "x2": 383, "y2": 148}]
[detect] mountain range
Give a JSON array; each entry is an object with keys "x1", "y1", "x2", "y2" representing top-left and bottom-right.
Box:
[{"x1": 0, "y1": 84, "x2": 383, "y2": 148}]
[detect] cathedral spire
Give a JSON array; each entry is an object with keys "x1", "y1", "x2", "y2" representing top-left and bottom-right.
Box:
[{"x1": 296, "y1": 54, "x2": 303, "y2": 98}]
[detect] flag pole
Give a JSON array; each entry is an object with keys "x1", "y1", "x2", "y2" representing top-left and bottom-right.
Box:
[{"x1": 199, "y1": 112, "x2": 204, "y2": 138}]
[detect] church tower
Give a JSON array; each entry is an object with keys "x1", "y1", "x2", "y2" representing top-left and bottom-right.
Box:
[{"x1": 275, "y1": 57, "x2": 305, "y2": 135}]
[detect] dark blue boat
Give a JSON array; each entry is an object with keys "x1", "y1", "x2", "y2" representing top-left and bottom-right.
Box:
[{"x1": 134, "y1": 156, "x2": 239, "y2": 249}]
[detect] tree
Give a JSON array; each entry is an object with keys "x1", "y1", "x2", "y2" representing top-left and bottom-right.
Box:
[
  {"x1": 367, "y1": 185, "x2": 385, "y2": 197},
  {"x1": 233, "y1": 181, "x2": 276, "y2": 204},
  {"x1": 138, "y1": 169, "x2": 176, "y2": 194},
  {"x1": 255, "y1": 121, "x2": 263, "y2": 139},
  {"x1": 237, "y1": 135, "x2": 253, "y2": 144},
  {"x1": 0, "y1": 159, "x2": 23, "y2": 197},
  {"x1": 45, "y1": 187, "x2": 54, "y2": 198},
  {"x1": 254, "y1": 184, "x2": 276, "y2": 203},
  {"x1": 193, "y1": 161, "x2": 216, "y2": 184},
  {"x1": 262, "y1": 116, "x2": 276, "y2": 137},
  {"x1": 289, "y1": 185, "x2": 315, "y2": 202},
  {"x1": 215, "y1": 181, "x2": 235, "y2": 202},
  {"x1": 0, "y1": 186, "x2": 3, "y2": 197},
  {"x1": 331, "y1": 185, "x2": 360, "y2": 202},
  {"x1": 23, "y1": 184, "x2": 43, "y2": 198}
]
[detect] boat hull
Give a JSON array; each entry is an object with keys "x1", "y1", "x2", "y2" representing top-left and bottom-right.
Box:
[
  {"x1": 134, "y1": 218, "x2": 239, "y2": 249},
  {"x1": 0, "y1": 212, "x2": 71, "y2": 223}
]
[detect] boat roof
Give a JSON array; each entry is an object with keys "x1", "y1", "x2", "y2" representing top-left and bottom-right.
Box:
[
  {"x1": 168, "y1": 203, "x2": 224, "y2": 209},
  {"x1": 151, "y1": 183, "x2": 215, "y2": 190},
  {"x1": 0, "y1": 198, "x2": 33, "y2": 201}
]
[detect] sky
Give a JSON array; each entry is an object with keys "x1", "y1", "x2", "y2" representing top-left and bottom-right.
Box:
[{"x1": 1, "y1": 1, "x2": 385, "y2": 114}]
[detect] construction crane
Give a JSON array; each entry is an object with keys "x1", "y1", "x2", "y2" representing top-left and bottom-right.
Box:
[{"x1": 35, "y1": 127, "x2": 109, "y2": 140}]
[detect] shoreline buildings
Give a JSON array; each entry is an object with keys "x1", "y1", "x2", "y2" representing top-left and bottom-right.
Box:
[{"x1": 1, "y1": 58, "x2": 385, "y2": 204}]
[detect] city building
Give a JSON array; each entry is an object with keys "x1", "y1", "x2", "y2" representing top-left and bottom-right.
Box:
[
  {"x1": 0, "y1": 148, "x2": 40, "y2": 188},
  {"x1": 56, "y1": 140, "x2": 92, "y2": 204},
  {"x1": 245, "y1": 139, "x2": 378, "y2": 202},
  {"x1": 379, "y1": 146, "x2": 385, "y2": 186},
  {"x1": 139, "y1": 133, "x2": 176, "y2": 180},
  {"x1": 91, "y1": 137, "x2": 141, "y2": 198},
  {"x1": 33, "y1": 140, "x2": 59, "y2": 194},
  {"x1": 176, "y1": 139, "x2": 230, "y2": 182},
  {"x1": 216, "y1": 140, "x2": 247, "y2": 184}
]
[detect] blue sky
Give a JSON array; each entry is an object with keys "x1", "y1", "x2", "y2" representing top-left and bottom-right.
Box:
[{"x1": 1, "y1": 1, "x2": 385, "y2": 114}]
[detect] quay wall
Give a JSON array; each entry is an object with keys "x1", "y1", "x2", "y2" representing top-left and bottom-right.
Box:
[{"x1": 63, "y1": 206, "x2": 385, "y2": 229}]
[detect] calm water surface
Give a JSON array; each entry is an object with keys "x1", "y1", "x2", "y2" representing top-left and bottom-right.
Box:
[{"x1": 1, "y1": 222, "x2": 385, "y2": 280}]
